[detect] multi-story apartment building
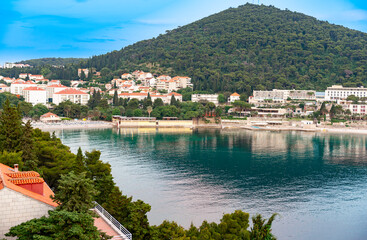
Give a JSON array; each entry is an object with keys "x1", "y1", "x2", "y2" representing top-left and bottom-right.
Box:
[
  {"x1": 192, "y1": 94, "x2": 219, "y2": 105},
  {"x1": 10, "y1": 81, "x2": 37, "y2": 95},
  {"x1": 325, "y1": 85, "x2": 367, "y2": 101},
  {"x1": 250, "y1": 89, "x2": 316, "y2": 103},
  {"x1": 46, "y1": 84, "x2": 68, "y2": 102},
  {"x1": 23, "y1": 87, "x2": 47, "y2": 105},
  {"x1": 53, "y1": 88, "x2": 90, "y2": 105}
]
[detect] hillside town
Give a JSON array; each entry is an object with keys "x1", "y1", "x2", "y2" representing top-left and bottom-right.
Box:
[{"x1": 0, "y1": 68, "x2": 367, "y2": 124}]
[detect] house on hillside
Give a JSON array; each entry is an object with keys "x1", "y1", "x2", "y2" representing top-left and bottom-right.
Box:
[
  {"x1": 229, "y1": 92, "x2": 240, "y2": 103},
  {"x1": 0, "y1": 84, "x2": 10, "y2": 93}
]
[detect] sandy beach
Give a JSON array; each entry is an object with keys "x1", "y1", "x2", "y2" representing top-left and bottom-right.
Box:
[{"x1": 32, "y1": 120, "x2": 113, "y2": 130}]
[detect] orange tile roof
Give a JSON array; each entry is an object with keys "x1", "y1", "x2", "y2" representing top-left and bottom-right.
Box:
[
  {"x1": 23, "y1": 87, "x2": 45, "y2": 91},
  {"x1": 9, "y1": 177, "x2": 45, "y2": 185},
  {"x1": 40, "y1": 112, "x2": 60, "y2": 118},
  {"x1": 0, "y1": 163, "x2": 58, "y2": 207},
  {"x1": 168, "y1": 92, "x2": 182, "y2": 96},
  {"x1": 47, "y1": 84, "x2": 67, "y2": 88},
  {"x1": 119, "y1": 92, "x2": 148, "y2": 96},
  {"x1": 54, "y1": 88, "x2": 88, "y2": 95},
  {"x1": 231, "y1": 92, "x2": 240, "y2": 97}
]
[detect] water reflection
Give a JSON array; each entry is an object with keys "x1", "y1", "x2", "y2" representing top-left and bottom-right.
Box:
[{"x1": 54, "y1": 128, "x2": 367, "y2": 240}]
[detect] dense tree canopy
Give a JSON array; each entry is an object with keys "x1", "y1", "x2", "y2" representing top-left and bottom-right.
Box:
[{"x1": 83, "y1": 4, "x2": 367, "y2": 92}]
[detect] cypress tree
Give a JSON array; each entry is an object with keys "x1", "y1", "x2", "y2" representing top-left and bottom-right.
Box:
[
  {"x1": 21, "y1": 120, "x2": 38, "y2": 171},
  {"x1": 170, "y1": 95, "x2": 176, "y2": 106},
  {"x1": 74, "y1": 147, "x2": 86, "y2": 174},
  {"x1": 113, "y1": 90, "x2": 119, "y2": 106},
  {"x1": 0, "y1": 99, "x2": 23, "y2": 152}
]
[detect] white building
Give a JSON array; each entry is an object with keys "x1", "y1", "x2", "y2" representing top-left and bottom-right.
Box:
[
  {"x1": 18, "y1": 73, "x2": 29, "y2": 79},
  {"x1": 121, "y1": 73, "x2": 133, "y2": 79},
  {"x1": 192, "y1": 94, "x2": 219, "y2": 105},
  {"x1": 325, "y1": 85, "x2": 367, "y2": 101},
  {"x1": 78, "y1": 68, "x2": 89, "y2": 78},
  {"x1": 0, "y1": 163, "x2": 132, "y2": 240},
  {"x1": 10, "y1": 81, "x2": 37, "y2": 96},
  {"x1": 46, "y1": 84, "x2": 68, "y2": 102},
  {"x1": 0, "y1": 84, "x2": 10, "y2": 93},
  {"x1": 250, "y1": 89, "x2": 316, "y2": 103},
  {"x1": 119, "y1": 92, "x2": 182, "y2": 104},
  {"x1": 23, "y1": 87, "x2": 47, "y2": 105},
  {"x1": 2, "y1": 77, "x2": 14, "y2": 84},
  {"x1": 151, "y1": 92, "x2": 183, "y2": 104},
  {"x1": 53, "y1": 88, "x2": 90, "y2": 105},
  {"x1": 0, "y1": 163, "x2": 58, "y2": 239},
  {"x1": 3, "y1": 63, "x2": 31, "y2": 68},
  {"x1": 40, "y1": 112, "x2": 61, "y2": 122},
  {"x1": 119, "y1": 92, "x2": 148, "y2": 101},
  {"x1": 29, "y1": 75, "x2": 44, "y2": 81},
  {"x1": 229, "y1": 92, "x2": 240, "y2": 103}
]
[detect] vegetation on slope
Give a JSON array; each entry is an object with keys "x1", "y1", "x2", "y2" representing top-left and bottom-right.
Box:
[{"x1": 84, "y1": 3, "x2": 367, "y2": 93}]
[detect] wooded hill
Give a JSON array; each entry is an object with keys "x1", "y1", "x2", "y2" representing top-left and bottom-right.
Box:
[{"x1": 82, "y1": 3, "x2": 367, "y2": 93}]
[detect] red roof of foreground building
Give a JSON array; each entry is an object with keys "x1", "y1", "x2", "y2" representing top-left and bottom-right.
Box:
[
  {"x1": 0, "y1": 163, "x2": 58, "y2": 207},
  {"x1": 54, "y1": 88, "x2": 88, "y2": 95}
]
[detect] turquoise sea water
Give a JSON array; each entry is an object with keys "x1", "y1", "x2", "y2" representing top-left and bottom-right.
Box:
[{"x1": 54, "y1": 128, "x2": 367, "y2": 240}]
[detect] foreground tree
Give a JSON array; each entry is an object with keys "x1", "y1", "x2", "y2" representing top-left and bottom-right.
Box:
[
  {"x1": 52, "y1": 171, "x2": 98, "y2": 213},
  {"x1": 6, "y1": 210, "x2": 111, "y2": 240},
  {"x1": 250, "y1": 214, "x2": 278, "y2": 240},
  {"x1": 0, "y1": 99, "x2": 23, "y2": 152}
]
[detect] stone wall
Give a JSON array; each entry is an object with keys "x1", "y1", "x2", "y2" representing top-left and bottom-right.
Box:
[{"x1": 0, "y1": 188, "x2": 54, "y2": 239}]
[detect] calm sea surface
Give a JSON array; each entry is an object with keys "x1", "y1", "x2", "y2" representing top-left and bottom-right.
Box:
[{"x1": 54, "y1": 128, "x2": 367, "y2": 240}]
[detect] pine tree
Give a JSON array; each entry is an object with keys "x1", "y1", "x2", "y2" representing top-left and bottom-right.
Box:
[
  {"x1": 113, "y1": 90, "x2": 119, "y2": 106},
  {"x1": 74, "y1": 147, "x2": 85, "y2": 174},
  {"x1": 0, "y1": 99, "x2": 23, "y2": 152},
  {"x1": 21, "y1": 120, "x2": 38, "y2": 171},
  {"x1": 52, "y1": 171, "x2": 98, "y2": 213},
  {"x1": 170, "y1": 95, "x2": 176, "y2": 105}
]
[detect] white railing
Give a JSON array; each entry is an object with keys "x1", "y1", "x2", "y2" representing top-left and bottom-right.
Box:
[{"x1": 93, "y1": 201, "x2": 132, "y2": 240}]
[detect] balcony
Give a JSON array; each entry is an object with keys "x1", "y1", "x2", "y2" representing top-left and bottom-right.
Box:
[{"x1": 92, "y1": 201, "x2": 132, "y2": 240}]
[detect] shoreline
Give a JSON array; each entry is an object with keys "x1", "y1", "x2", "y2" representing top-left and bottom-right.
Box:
[
  {"x1": 32, "y1": 120, "x2": 367, "y2": 135},
  {"x1": 32, "y1": 121, "x2": 113, "y2": 130}
]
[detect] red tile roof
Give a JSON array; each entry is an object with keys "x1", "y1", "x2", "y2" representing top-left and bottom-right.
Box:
[
  {"x1": 231, "y1": 92, "x2": 240, "y2": 97},
  {"x1": 168, "y1": 92, "x2": 182, "y2": 96},
  {"x1": 40, "y1": 112, "x2": 60, "y2": 118},
  {"x1": 47, "y1": 84, "x2": 67, "y2": 88},
  {"x1": 23, "y1": 87, "x2": 45, "y2": 91},
  {"x1": 119, "y1": 92, "x2": 148, "y2": 96},
  {"x1": 54, "y1": 88, "x2": 88, "y2": 95},
  {"x1": 0, "y1": 163, "x2": 58, "y2": 207}
]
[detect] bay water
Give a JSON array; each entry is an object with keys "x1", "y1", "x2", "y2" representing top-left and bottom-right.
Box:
[{"x1": 54, "y1": 128, "x2": 367, "y2": 240}]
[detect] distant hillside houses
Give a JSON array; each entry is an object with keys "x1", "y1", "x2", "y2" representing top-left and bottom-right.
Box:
[
  {"x1": 2, "y1": 62, "x2": 31, "y2": 68},
  {"x1": 249, "y1": 89, "x2": 316, "y2": 103},
  {"x1": 108, "y1": 70, "x2": 193, "y2": 93}
]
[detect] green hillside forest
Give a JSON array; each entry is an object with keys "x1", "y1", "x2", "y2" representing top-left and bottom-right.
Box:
[
  {"x1": 4, "y1": 4, "x2": 367, "y2": 94},
  {"x1": 84, "y1": 4, "x2": 367, "y2": 92}
]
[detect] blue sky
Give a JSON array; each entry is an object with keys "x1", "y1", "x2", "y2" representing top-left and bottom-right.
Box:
[{"x1": 1, "y1": 0, "x2": 367, "y2": 64}]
